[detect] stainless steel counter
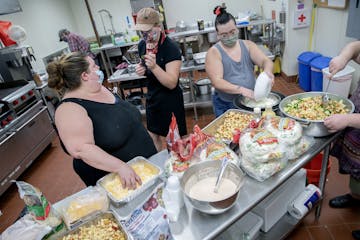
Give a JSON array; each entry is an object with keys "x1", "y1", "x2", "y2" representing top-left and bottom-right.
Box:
[
  {"x1": 107, "y1": 69, "x2": 146, "y2": 83},
  {"x1": 141, "y1": 132, "x2": 340, "y2": 239}
]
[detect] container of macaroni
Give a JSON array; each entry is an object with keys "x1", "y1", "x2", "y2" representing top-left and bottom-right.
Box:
[
  {"x1": 202, "y1": 109, "x2": 253, "y2": 142},
  {"x1": 97, "y1": 156, "x2": 162, "y2": 207},
  {"x1": 59, "y1": 211, "x2": 130, "y2": 240}
]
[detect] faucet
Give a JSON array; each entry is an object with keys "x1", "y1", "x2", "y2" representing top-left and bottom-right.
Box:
[{"x1": 98, "y1": 9, "x2": 115, "y2": 35}]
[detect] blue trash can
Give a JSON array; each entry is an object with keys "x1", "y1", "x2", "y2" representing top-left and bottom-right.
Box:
[
  {"x1": 297, "y1": 52, "x2": 321, "y2": 91},
  {"x1": 310, "y1": 56, "x2": 332, "y2": 91}
]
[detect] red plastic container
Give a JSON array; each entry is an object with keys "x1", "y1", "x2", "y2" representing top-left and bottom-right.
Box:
[{"x1": 304, "y1": 153, "x2": 331, "y2": 186}]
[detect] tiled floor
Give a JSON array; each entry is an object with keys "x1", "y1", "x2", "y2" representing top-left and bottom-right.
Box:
[{"x1": 1, "y1": 76, "x2": 359, "y2": 239}]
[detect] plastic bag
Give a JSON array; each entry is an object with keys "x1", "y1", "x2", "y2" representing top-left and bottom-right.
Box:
[
  {"x1": 240, "y1": 128, "x2": 286, "y2": 163},
  {"x1": 261, "y1": 116, "x2": 314, "y2": 160},
  {"x1": 199, "y1": 140, "x2": 241, "y2": 166},
  {"x1": 1, "y1": 214, "x2": 51, "y2": 240},
  {"x1": 170, "y1": 124, "x2": 210, "y2": 162},
  {"x1": 241, "y1": 156, "x2": 287, "y2": 182},
  {"x1": 57, "y1": 186, "x2": 109, "y2": 229},
  {"x1": 166, "y1": 113, "x2": 181, "y2": 152},
  {"x1": 13, "y1": 181, "x2": 65, "y2": 238},
  {"x1": 120, "y1": 183, "x2": 173, "y2": 240},
  {"x1": 0, "y1": 21, "x2": 16, "y2": 46},
  {"x1": 164, "y1": 151, "x2": 192, "y2": 178},
  {"x1": 263, "y1": 117, "x2": 303, "y2": 145},
  {"x1": 286, "y1": 136, "x2": 315, "y2": 160}
]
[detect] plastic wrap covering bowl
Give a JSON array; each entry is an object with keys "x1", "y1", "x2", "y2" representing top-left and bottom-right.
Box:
[{"x1": 180, "y1": 160, "x2": 245, "y2": 215}]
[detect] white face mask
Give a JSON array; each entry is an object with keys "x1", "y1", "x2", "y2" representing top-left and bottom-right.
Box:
[{"x1": 96, "y1": 70, "x2": 104, "y2": 84}]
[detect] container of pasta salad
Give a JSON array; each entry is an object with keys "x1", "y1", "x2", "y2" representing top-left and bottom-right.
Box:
[
  {"x1": 58, "y1": 211, "x2": 130, "y2": 240},
  {"x1": 279, "y1": 92, "x2": 354, "y2": 137}
]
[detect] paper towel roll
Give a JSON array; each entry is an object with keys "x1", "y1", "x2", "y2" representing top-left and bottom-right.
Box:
[{"x1": 288, "y1": 184, "x2": 322, "y2": 219}]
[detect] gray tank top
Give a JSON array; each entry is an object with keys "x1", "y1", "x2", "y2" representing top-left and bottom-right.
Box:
[{"x1": 214, "y1": 40, "x2": 255, "y2": 102}]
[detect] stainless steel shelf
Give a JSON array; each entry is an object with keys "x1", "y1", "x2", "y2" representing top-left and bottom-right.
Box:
[
  {"x1": 168, "y1": 19, "x2": 275, "y2": 39},
  {"x1": 184, "y1": 93, "x2": 212, "y2": 109}
]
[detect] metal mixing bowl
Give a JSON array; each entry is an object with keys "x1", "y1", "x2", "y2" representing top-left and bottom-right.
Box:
[
  {"x1": 180, "y1": 160, "x2": 245, "y2": 215},
  {"x1": 279, "y1": 92, "x2": 355, "y2": 137}
]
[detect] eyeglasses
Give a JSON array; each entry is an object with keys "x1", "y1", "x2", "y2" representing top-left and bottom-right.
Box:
[
  {"x1": 217, "y1": 29, "x2": 238, "y2": 39},
  {"x1": 140, "y1": 27, "x2": 156, "y2": 38}
]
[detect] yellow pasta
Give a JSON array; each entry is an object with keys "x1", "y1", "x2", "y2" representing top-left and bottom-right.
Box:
[
  {"x1": 62, "y1": 218, "x2": 126, "y2": 240},
  {"x1": 214, "y1": 111, "x2": 253, "y2": 140}
]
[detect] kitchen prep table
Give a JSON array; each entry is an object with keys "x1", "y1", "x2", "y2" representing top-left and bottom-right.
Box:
[{"x1": 111, "y1": 131, "x2": 340, "y2": 240}]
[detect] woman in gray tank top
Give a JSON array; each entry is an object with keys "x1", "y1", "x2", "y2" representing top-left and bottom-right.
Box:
[{"x1": 205, "y1": 5, "x2": 274, "y2": 117}]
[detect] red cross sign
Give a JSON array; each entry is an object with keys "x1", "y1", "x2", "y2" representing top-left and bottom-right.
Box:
[
  {"x1": 298, "y1": 14, "x2": 306, "y2": 22},
  {"x1": 293, "y1": 9, "x2": 310, "y2": 29}
]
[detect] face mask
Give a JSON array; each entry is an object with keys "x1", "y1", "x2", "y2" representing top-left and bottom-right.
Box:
[
  {"x1": 96, "y1": 70, "x2": 104, "y2": 84},
  {"x1": 220, "y1": 34, "x2": 238, "y2": 47},
  {"x1": 142, "y1": 28, "x2": 160, "y2": 42}
]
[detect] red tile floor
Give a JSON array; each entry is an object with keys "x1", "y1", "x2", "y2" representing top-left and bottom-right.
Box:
[{"x1": 0, "y1": 76, "x2": 359, "y2": 239}]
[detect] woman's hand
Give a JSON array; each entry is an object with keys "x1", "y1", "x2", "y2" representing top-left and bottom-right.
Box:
[
  {"x1": 144, "y1": 53, "x2": 157, "y2": 70},
  {"x1": 240, "y1": 86, "x2": 254, "y2": 99},
  {"x1": 324, "y1": 114, "x2": 349, "y2": 132},
  {"x1": 329, "y1": 56, "x2": 347, "y2": 78},
  {"x1": 116, "y1": 163, "x2": 142, "y2": 190},
  {"x1": 265, "y1": 71, "x2": 275, "y2": 86},
  {"x1": 135, "y1": 63, "x2": 146, "y2": 76}
]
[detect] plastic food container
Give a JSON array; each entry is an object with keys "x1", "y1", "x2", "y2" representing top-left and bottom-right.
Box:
[
  {"x1": 202, "y1": 109, "x2": 253, "y2": 142},
  {"x1": 53, "y1": 186, "x2": 109, "y2": 230},
  {"x1": 322, "y1": 65, "x2": 355, "y2": 98},
  {"x1": 97, "y1": 157, "x2": 163, "y2": 207},
  {"x1": 310, "y1": 56, "x2": 332, "y2": 91},
  {"x1": 196, "y1": 78, "x2": 211, "y2": 95},
  {"x1": 297, "y1": 51, "x2": 321, "y2": 91}
]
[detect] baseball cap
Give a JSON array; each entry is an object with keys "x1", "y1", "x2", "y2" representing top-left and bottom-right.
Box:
[
  {"x1": 58, "y1": 29, "x2": 69, "y2": 42},
  {"x1": 134, "y1": 8, "x2": 160, "y2": 32}
]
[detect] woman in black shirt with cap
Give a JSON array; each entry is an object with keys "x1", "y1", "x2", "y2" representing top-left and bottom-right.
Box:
[{"x1": 135, "y1": 7, "x2": 187, "y2": 151}]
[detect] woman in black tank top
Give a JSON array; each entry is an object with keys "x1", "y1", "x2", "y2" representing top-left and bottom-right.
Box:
[{"x1": 47, "y1": 52, "x2": 157, "y2": 187}]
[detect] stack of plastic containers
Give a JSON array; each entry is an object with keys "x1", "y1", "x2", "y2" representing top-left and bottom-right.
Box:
[
  {"x1": 310, "y1": 56, "x2": 332, "y2": 91},
  {"x1": 297, "y1": 52, "x2": 321, "y2": 91}
]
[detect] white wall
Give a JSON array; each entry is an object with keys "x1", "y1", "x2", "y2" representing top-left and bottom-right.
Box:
[
  {"x1": 312, "y1": 7, "x2": 359, "y2": 93},
  {"x1": 68, "y1": 0, "x2": 134, "y2": 38},
  {"x1": 163, "y1": 0, "x2": 261, "y2": 28},
  {"x1": 1, "y1": 0, "x2": 78, "y2": 72},
  {"x1": 260, "y1": 0, "x2": 359, "y2": 93}
]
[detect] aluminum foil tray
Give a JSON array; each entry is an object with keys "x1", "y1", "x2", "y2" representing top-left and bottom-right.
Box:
[
  {"x1": 57, "y1": 211, "x2": 131, "y2": 240},
  {"x1": 202, "y1": 109, "x2": 253, "y2": 142},
  {"x1": 97, "y1": 157, "x2": 163, "y2": 207}
]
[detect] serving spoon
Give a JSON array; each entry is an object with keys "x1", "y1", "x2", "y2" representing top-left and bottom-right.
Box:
[
  {"x1": 322, "y1": 77, "x2": 332, "y2": 107},
  {"x1": 214, "y1": 157, "x2": 229, "y2": 193}
]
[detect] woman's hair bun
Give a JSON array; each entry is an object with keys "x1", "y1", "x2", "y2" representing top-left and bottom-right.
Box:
[
  {"x1": 47, "y1": 61, "x2": 65, "y2": 92},
  {"x1": 213, "y1": 5, "x2": 226, "y2": 16}
]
